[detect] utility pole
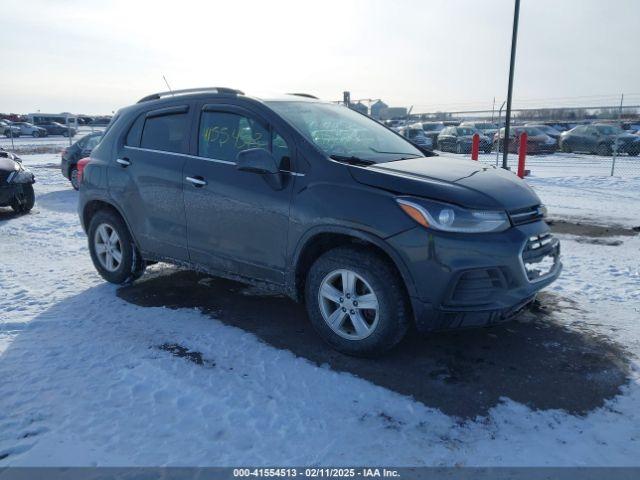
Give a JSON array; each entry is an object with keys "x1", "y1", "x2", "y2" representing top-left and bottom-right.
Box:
[
  {"x1": 619, "y1": 93, "x2": 624, "y2": 119},
  {"x1": 502, "y1": 0, "x2": 521, "y2": 170}
]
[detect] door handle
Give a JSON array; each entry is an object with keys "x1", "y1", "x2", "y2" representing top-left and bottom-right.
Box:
[
  {"x1": 116, "y1": 158, "x2": 131, "y2": 167},
  {"x1": 186, "y1": 176, "x2": 207, "y2": 187}
]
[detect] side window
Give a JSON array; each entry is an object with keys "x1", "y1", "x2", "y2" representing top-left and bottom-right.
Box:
[
  {"x1": 272, "y1": 131, "x2": 291, "y2": 169},
  {"x1": 125, "y1": 114, "x2": 145, "y2": 147},
  {"x1": 140, "y1": 113, "x2": 189, "y2": 154},
  {"x1": 198, "y1": 111, "x2": 269, "y2": 162}
]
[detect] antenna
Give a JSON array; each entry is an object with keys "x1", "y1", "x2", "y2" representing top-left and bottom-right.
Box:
[{"x1": 162, "y1": 75, "x2": 174, "y2": 95}]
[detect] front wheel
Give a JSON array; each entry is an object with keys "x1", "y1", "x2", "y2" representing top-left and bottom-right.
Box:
[
  {"x1": 32, "y1": 131, "x2": 40, "y2": 138},
  {"x1": 305, "y1": 246, "x2": 410, "y2": 357},
  {"x1": 88, "y1": 210, "x2": 146, "y2": 284},
  {"x1": 10, "y1": 184, "x2": 35, "y2": 213}
]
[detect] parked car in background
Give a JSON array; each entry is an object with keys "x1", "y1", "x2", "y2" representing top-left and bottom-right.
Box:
[
  {"x1": 494, "y1": 126, "x2": 557, "y2": 154},
  {"x1": 559, "y1": 124, "x2": 640, "y2": 156},
  {"x1": 0, "y1": 120, "x2": 21, "y2": 138},
  {"x1": 78, "y1": 88, "x2": 560, "y2": 356},
  {"x1": 420, "y1": 121, "x2": 446, "y2": 146},
  {"x1": 0, "y1": 149, "x2": 35, "y2": 213},
  {"x1": 460, "y1": 121, "x2": 499, "y2": 138},
  {"x1": 398, "y1": 124, "x2": 433, "y2": 152},
  {"x1": 525, "y1": 124, "x2": 562, "y2": 143},
  {"x1": 61, "y1": 132, "x2": 102, "y2": 189},
  {"x1": 437, "y1": 126, "x2": 492, "y2": 154},
  {"x1": 10, "y1": 122, "x2": 48, "y2": 138},
  {"x1": 37, "y1": 122, "x2": 77, "y2": 137}
]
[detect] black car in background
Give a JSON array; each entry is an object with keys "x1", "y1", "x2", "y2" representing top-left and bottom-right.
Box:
[
  {"x1": 524, "y1": 124, "x2": 562, "y2": 144},
  {"x1": 460, "y1": 121, "x2": 499, "y2": 139},
  {"x1": 38, "y1": 122, "x2": 77, "y2": 137},
  {"x1": 0, "y1": 150, "x2": 35, "y2": 213},
  {"x1": 559, "y1": 124, "x2": 640, "y2": 156},
  {"x1": 437, "y1": 126, "x2": 492, "y2": 153},
  {"x1": 61, "y1": 132, "x2": 102, "y2": 189},
  {"x1": 420, "y1": 121, "x2": 446, "y2": 146},
  {"x1": 494, "y1": 126, "x2": 558, "y2": 154}
]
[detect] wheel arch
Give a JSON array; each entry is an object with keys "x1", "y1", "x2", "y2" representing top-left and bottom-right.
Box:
[
  {"x1": 289, "y1": 226, "x2": 417, "y2": 305},
  {"x1": 81, "y1": 199, "x2": 139, "y2": 249}
]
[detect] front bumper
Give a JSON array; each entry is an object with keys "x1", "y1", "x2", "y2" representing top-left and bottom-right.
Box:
[{"x1": 387, "y1": 220, "x2": 561, "y2": 332}]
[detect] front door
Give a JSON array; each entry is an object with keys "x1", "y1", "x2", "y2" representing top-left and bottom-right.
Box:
[{"x1": 183, "y1": 104, "x2": 295, "y2": 286}]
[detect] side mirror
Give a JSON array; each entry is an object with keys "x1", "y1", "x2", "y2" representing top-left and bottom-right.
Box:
[
  {"x1": 236, "y1": 148, "x2": 284, "y2": 190},
  {"x1": 236, "y1": 148, "x2": 279, "y2": 175}
]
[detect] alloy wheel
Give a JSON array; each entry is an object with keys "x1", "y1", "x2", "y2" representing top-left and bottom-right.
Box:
[
  {"x1": 318, "y1": 269, "x2": 380, "y2": 340},
  {"x1": 94, "y1": 223, "x2": 123, "y2": 272}
]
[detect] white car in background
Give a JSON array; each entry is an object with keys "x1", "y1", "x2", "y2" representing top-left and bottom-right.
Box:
[{"x1": 10, "y1": 122, "x2": 48, "y2": 138}]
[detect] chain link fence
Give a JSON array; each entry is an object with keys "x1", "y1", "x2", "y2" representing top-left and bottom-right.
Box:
[{"x1": 394, "y1": 103, "x2": 640, "y2": 177}]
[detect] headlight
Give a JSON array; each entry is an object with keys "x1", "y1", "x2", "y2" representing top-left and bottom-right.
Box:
[{"x1": 396, "y1": 197, "x2": 510, "y2": 233}]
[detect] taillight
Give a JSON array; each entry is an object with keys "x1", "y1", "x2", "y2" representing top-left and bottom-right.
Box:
[{"x1": 77, "y1": 157, "x2": 91, "y2": 185}]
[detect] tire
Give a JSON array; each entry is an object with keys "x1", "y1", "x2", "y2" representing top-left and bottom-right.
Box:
[
  {"x1": 88, "y1": 209, "x2": 146, "y2": 284},
  {"x1": 305, "y1": 246, "x2": 410, "y2": 357},
  {"x1": 484, "y1": 147, "x2": 492, "y2": 154},
  {"x1": 32, "y1": 131, "x2": 40, "y2": 138},
  {"x1": 70, "y1": 167, "x2": 79, "y2": 190},
  {"x1": 597, "y1": 143, "x2": 611, "y2": 156},
  {"x1": 10, "y1": 184, "x2": 35, "y2": 213},
  {"x1": 561, "y1": 141, "x2": 572, "y2": 153}
]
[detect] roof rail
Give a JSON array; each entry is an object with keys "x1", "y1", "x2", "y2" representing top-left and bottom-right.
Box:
[
  {"x1": 137, "y1": 87, "x2": 244, "y2": 103},
  {"x1": 287, "y1": 93, "x2": 319, "y2": 99}
]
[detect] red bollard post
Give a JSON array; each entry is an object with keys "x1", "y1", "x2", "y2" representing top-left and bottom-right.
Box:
[
  {"x1": 517, "y1": 132, "x2": 527, "y2": 178},
  {"x1": 471, "y1": 133, "x2": 480, "y2": 160}
]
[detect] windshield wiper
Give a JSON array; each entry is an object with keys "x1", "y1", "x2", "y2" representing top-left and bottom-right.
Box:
[
  {"x1": 329, "y1": 154, "x2": 376, "y2": 166},
  {"x1": 368, "y1": 147, "x2": 422, "y2": 159}
]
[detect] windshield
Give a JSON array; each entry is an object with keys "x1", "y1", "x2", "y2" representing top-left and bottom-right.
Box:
[
  {"x1": 267, "y1": 101, "x2": 422, "y2": 162},
  {"x1": 596, "y1": 125, "x2": 625, "y2": 135},
  {"x1": 422, "y1": 123, "x2": 444, "y2": 132}
]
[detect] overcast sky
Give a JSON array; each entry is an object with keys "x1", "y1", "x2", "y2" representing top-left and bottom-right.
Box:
[{"x1": 1, "y1": 0, "x2": 638, "y2": 114}]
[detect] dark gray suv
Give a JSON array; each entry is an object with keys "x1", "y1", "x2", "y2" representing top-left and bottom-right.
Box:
[{"x1": 78, "y1": 87, "x2": 561, "y2": 356}]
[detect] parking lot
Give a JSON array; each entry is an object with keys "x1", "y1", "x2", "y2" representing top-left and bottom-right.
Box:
[{"x1": 1, "y1": 150, "x2": 639, "y2": 466}]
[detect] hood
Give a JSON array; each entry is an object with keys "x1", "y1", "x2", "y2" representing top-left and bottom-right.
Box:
[{"x1": 348, "y1": 156, "x2": 540, "y2": 211}]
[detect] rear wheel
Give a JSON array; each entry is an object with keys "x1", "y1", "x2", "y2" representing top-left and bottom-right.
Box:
[
  {"x1": 32, "y1": 131, "x2": 40, "y2": 138},
  {"x1": 10, "y1": 184, "x2": 35, "y2": 213},
  {"x1": 561, "y1": 141, "x2": 572, "y2": 153},
  {"x1": 305, "y1": 246, "x2": 410, "y2": 357},
  {"x1": 88, "y1": 210, "x2": 146, "y2": 284},
  {"x1": 70, "y1": 167, "x2": 79, "y2": 190}
]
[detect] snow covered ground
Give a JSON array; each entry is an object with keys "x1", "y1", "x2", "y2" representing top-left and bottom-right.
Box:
[{"x1": 0, "y1": 153, "x2": 639, "y2": 466}]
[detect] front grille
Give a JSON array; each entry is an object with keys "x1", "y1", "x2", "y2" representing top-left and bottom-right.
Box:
[
  {"x1": 509, "y1": 205, "x2": 545, "y2": 226},
  {"x1": 521, "y1": 233, "x2": 560, "y2": 281}
]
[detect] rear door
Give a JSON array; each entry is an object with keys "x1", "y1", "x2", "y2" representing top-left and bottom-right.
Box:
[
  {"x1": 182, "y1": 102, "x2": 295, "y2": 286},
  {"x1": 109, "y1": 104, "x2": 193, "y2": 261}
]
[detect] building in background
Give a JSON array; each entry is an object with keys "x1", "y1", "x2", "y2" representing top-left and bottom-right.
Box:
[{"x1": 370, "y1": 100, "x2": 388, "y2": 119}]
